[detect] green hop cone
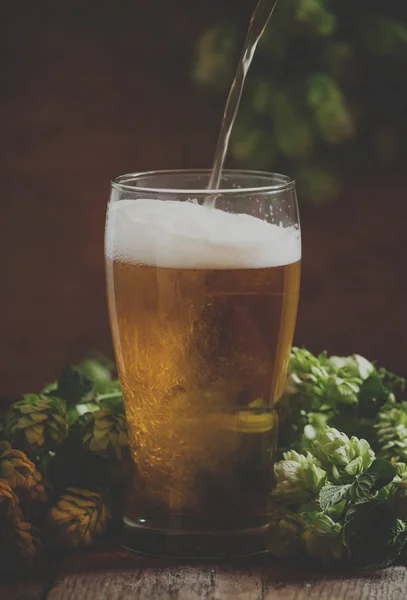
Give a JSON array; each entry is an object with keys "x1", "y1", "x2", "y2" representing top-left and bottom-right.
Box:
[
  {"x1": 323, "y1": 355, "x2": 374, "y2": 407},
  {"x1": 81, "y1": 407, "x2": 128, "y2": 460},
  {"x1": 311, "y1": 427, "x2": 375, "y2": 483},
  {"x1": 273, "y1": 449, "x2": 327, "y2": 502},
  {"x1": 267, "y1": 509, "x2": 304, "y2": 559},
  {"x1": 375, "y1": 401, "x2": 407, "y2": 462},
  {"x1": 324, "y1": 374, "x2": 361, "y2": 406},
  {"x1": 301, "y1": 513, "x2": 346, "y2": 564},
  {"x1": 288, "y1": 347, "x2": 329, "y2": 376},
  {"x1": 5, "y1": 394, "x2": 68, "y2": 454},
  {"x1": 267, "y1": 509, "x2": 305, "y2": 559},
  {"x1": 328, "y1": 354, "x2": 375, "y2": 382},
  {"x1": 46, "y1": 487, "x2": 111, "y2": 549},
  {"x1": 285, "y1": 348, "x2": 330, "y2": 401},
  {"x1": 0, "y1": 506, "x2": 41, "y2": 574},
  {"x1": 395, "y1": 463, "x2": 407, "y2": 478}
]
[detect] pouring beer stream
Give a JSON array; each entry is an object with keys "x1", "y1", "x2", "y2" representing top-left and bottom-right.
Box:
[{"x1": 206, "y1": 0, "x2": 281, "y2": 206}]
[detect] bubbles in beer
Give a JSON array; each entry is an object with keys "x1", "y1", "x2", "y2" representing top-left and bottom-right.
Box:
[
  {"x1": 106, "y1": 199, "x2": 301, "y2": 269},
  {"x1": 106, "y1": 196, "x2": 301, "y2": 526}
]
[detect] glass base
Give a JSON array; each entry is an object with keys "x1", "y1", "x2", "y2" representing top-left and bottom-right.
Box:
[{"x1": 121, "y1": 515, "x2": 270, "y2": 559}]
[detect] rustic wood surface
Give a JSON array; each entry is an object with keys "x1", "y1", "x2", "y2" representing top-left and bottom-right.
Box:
[{"x1": 2, "y1": 552, "x2": 407, "y2": 599}]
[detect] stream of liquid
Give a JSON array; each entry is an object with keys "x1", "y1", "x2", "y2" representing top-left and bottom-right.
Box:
[{"x1": 205, "y1": 0, "x2": 281, "y2": 206}]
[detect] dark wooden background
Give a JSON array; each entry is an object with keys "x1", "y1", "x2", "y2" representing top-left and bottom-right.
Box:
[{"x1": 1, "y1": 0, "x2": 407, "y2": 398}]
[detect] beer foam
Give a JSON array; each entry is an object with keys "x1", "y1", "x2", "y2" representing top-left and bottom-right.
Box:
[{"x1": 106, "y1": 199, "x2": 301, "y2": 269}]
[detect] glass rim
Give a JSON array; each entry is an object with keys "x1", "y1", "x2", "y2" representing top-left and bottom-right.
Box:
[{"x1": 111, "y1": 169, "x2": 295, "y2": 196}]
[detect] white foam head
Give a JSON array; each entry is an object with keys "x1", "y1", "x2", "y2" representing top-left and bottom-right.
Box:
[{"x1": 106, "y1": 199, "x2": 301, "y2": 269}]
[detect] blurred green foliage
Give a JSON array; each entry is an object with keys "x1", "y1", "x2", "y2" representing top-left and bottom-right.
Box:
[{"x1": 194, "y1": 0, "x2": 407, "y2": 202}]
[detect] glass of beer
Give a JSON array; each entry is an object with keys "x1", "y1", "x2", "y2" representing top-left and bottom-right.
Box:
[{"x1": 105, "y1": 170, "x2": 301, "y2": 558}]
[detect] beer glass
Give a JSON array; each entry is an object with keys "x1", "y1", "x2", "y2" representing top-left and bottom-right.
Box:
[{"x1": 105, "y1": 170, "x2": 301, "y2": 557}]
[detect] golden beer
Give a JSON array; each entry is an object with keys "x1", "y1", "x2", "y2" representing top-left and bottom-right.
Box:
[{"x1": 106, "y1": 194, "x2": 301, "y2": 542}]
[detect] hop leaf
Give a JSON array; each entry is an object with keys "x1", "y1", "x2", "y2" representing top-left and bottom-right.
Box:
[
  {"x1": 301, "y1": 513, "x2": 346, "y2": 564},
  {"x1": 266, "y1": 509, "x2": 305, "y2": 559},
  {"x1": 0, "y1": 506, "x2": 41, "y2": 574},
  {"x1": 311, "y1": 427, "x2": 375, "y2": 483},
  {"x1": 348, "y1": 459, "x2": 396, "y2": 504},
  {"x1": 46, "y1": 487, "x2": 111, "y2": 549},
  {"x1": 81, "y1": 408, "x2": 128, "y2": 460},
  {"x1": 5, "y1": 394, "x2": 68, "y2": 454},
  {"x1": 375, "y1": 401, "x2": 407, "y2": 462},
  {"x1": 273, "y1": 449, "x2": 327, "y2": 501},
  {"x1": 343, "y1": 500, "x2": 407, "y2": 569}
]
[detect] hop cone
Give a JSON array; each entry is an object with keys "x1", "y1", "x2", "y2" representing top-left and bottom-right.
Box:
[
  {"x1": 273, "y1": 450, "x2": 327, "y2": 502},
  {"x1": 0, "y1": 506, "x2": 41, "y2": 574},
  {"x1": 46, "y1": 487, "x2": 111, "y2": 549},
  {"x1": 24, "y1": 469, "x2": 47, "y2": 503},
  {"x1": 5, "y1": 394, "x2": 68, "y2": 454},
  {"x1": 0, "y1": 440, "x2": 38, "y2": 489},
  {"x1": 301, "y1": 514, "x2": 346, "y2": 564},
  {"x1": 325, "y1": 353, "x2": 375, "y2": 409},
  {"x1": 81, "y1": 408, "x2": 128, "y2": 460},
  {"x1": 328, "y1": 354, "x2": 374, "y2": 382},
  {"x1": 0, "y1": 479, "x2": 18, "y2": 519},
  {"x1": 311, "y1": 427, "x2": 375, "y2": 482},
  {"x1": 267, "y1": 510, "x2": 305, "y2": 559},
  {"x1": 375, "y1": 402, "x2": 407, "y2": 462},
  {"x1": 285, "y1": 348, "x2": 330, "y2": 403}
]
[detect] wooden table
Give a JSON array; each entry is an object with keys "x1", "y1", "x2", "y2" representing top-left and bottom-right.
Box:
[{"x1": 2, "y1": 551, "x2": 407, "y2": 599}]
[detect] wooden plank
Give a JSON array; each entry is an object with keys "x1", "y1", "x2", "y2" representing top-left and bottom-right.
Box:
[
  {"x1": 261, "y1": 564, "x2": 407, "y2": 600},
  {"x1": 47, "y1": 552, "x2": 407, "y2": 600},
  {"x1": 47, "y1": 552, "x2": 214, "y2": 600},
  {"x1": 211, "y1": 564, "x2": 262, "y2": 600}
]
